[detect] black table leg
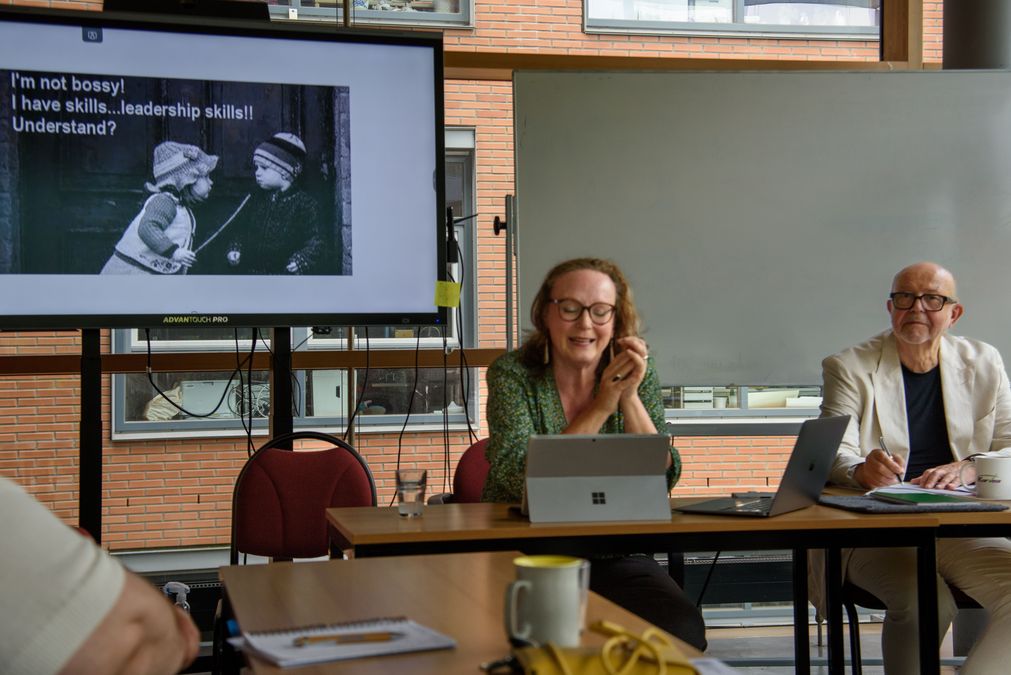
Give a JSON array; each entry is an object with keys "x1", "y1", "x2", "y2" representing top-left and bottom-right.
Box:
[
  {"x1": 792, "y1": 548, "x2": 811, "y2": 675},
  {"x1": 825, "y1": 546, "x2": 845, "y2": 675},
  {"x1": 917, "y1": 537, "x2": 940, "y2": 674}
]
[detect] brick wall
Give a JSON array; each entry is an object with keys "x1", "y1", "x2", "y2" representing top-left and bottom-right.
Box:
[{"x1": 0, "y1": 0, "x2": 941, "y2": 550}]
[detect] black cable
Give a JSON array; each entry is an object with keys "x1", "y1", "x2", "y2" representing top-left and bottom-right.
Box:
[
  {"x1": 343, "y1": 327, "x2": 370, "y2": 443},
  {"x1": 245, "y1": 329, "x2": 257, "y2": 455},
  {"x1": 256, "y1": 330, "x2": 272, "y2": 356},
  {"x1": 256, "y1": 330, "x2": 305, "y2": 417},
  {"x1": 233, "y1": 330, "x2": 252, "y2": 455},
  {"x1": 292, "y1": 332, "x2": 312, "y2": 353},
  {"x1": 453, "y1": 239, "x2": 478, "y2": 444},
  {"x1": 390, "y1": 331, "x2": 423, "y2": 507},
  {"x1": 140, "y1": 328, "x2": 245, "y2": 420},
  {"x1": 442, "y1": 326, "x2": 451, "y2": 494},
  {"x1": 291, "y1": 370, "x2": 302, "y2": 418},
  {"x1": 695, "y1": 551, "x2": 722, "y2": 608}
]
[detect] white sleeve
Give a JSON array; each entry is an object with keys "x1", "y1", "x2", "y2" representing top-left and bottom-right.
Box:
[{"x1": 0, "y1": 476, "x2": 125, "y2": 675}]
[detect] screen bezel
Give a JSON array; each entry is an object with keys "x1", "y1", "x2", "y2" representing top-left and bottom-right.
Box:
[{"x1": 0, "y1": 6, "x2": 448, "y2": 330}]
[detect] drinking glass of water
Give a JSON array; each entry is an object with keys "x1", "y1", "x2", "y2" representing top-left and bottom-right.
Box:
[{"x1": 396, "y1": 468, "x2": 427, "y2": 517}]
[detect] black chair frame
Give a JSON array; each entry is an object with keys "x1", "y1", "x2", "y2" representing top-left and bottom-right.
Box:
[
  {"x1": 214, "y1": 430, "x2": 376, "y2": 674},
  {"x1": 842, "y1": 580, "x2": 981, "y2": 675}
]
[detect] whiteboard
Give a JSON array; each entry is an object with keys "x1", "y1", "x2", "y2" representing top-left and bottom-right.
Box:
[{"x1": 514, "y1": 70, "x2": 1011, "y2": 385}]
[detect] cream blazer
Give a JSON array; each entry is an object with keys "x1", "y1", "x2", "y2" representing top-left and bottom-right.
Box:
[
  {"x1": 809, "y1": 330, "x2": 1011, "y2": 614},
  {"x1": 823, "y1": 330, "x2": 1011, "y2": 486}
]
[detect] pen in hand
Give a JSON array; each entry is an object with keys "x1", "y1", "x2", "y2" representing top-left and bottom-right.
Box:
[
  {"x1": 879, "y1": 435, "x2": 903, "y2": 484},
  {"x1": 292, "y1": 631, "x2": 404, "y2": 647}
]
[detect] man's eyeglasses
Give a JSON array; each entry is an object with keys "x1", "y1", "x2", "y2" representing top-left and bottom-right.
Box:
[
  {"x1": 889, "y1": 292, "x2": 958, "y2": 312},
  {"x1": 550, "y1": 299, "x2": 616, "y2": 325}
]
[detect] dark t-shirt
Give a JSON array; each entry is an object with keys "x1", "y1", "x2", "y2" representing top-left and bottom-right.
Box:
[{"x1": 902, "y1": 364, "x2": 954, "y2": 479}]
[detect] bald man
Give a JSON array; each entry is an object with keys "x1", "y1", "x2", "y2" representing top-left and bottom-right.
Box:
[{"x1": 810, "y1": 261, "x2": 1011, "y2": 675}]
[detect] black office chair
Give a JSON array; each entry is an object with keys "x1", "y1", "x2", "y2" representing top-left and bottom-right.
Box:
[{"x1": 841, "y1": 580, "x2": 982, "y2": 675}]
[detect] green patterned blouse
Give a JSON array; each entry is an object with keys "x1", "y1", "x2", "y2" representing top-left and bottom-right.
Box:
[{"x1": 481, "y1": 349, "x2": 680, "y2": 503}]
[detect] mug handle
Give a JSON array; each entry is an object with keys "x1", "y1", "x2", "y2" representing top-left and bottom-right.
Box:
[
  {"x1": 504, "y1": 579, "x2": 533, "y2": 642},
  {"x1": 958, "y1": 460, "x2": 978, "y2": 489},
  {"x1": 577, "y1": 559, "x2": 591, "y2": 633}
]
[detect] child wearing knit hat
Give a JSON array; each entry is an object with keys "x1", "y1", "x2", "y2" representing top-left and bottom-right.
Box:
[
  {"x1": 100, "y1": 141, "x2": 218, "y2": 275},
  {"x1": 226, "y1": 132, "x2": 324, "y2": 275}
]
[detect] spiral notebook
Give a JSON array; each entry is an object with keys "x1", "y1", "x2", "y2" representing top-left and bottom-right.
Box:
[{"x1": 239, "y1": 616, "x2": 456, "y2": 667}]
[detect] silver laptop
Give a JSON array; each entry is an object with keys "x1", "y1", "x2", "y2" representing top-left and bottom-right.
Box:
[
  {"x1": 674, "y1": 415, "x2": 850, "y2": 518},
  {"x1": 524, "y1": 434, "x2": 672, "y2": 523}
]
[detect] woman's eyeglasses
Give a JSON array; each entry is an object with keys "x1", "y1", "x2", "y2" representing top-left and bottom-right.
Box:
[
  {"x1": 550, "y1": 298, "x2": 616, "y2": 325},
  {"x1": 889, "y1": 292, "x2": 958, "y2": 312}
]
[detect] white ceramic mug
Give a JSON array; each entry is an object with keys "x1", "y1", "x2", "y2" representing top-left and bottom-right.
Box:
[
  {"x1": 504, "y1": 555, "x2": 590, "y2": 647},
  {"x1": 974, "y1": 456, "x2": 1011, "y2": 500}
]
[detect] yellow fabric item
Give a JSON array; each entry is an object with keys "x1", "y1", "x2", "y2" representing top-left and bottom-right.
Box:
[{"x1": 511, "y1": 621, "x2": 696, "y2": 675}]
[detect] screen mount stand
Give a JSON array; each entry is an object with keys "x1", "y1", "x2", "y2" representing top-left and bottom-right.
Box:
[{"x1": 79, "y1": 329, "x2": 102, "y2": 542}]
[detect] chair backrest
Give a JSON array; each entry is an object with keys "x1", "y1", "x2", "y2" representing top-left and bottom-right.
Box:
[
  {"x1": 230, "y1": 431, "x2": 376, "y2": 564},
  {"x1": 451, "y1": 438, "x2": 491, "y2": 503}
]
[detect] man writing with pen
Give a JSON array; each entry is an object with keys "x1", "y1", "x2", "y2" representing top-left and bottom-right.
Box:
[{"x1": 810, "y1": 261, "x2": 1011, "y2": 675}]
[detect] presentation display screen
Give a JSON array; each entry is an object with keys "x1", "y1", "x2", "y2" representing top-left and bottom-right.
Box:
[{"x1": 0, "y1": 7, "x2": 446, "y2": 329}]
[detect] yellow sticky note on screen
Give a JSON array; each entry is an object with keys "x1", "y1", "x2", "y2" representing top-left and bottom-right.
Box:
[{"x1": 434, "y1": 280, "x2": 461, "y2": 308}]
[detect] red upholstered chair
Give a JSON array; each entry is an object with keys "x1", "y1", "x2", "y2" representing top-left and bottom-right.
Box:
[
  {"x1": 229, "y1": 430, "x2": 377, "y2": 564},
  {"x1": 428, "y1": 438, "x2": 490, "y2": 504},
  {"x1": 215, "y1": 431, "x2": 376, "y2": 674}
]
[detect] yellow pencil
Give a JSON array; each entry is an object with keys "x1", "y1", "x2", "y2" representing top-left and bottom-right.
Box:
[{"x1": 292, "y1": 631, "x2": 404, "y2": 647}]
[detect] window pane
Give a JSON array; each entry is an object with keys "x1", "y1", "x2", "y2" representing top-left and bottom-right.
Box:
[
  {"x1": 743, "y1": 1, "x2": 878, "y2": 27},
  {"x1": 360, "y1": 367, "x2": 468, "y2": 416},
  {"x1": 306, "y1": 367, "x2": 470, "y2": 417},
  {"x1": 587, "y1": 0, "x2": 879, "y2": 30},
  {"x1": 268, "y1": 0, "x2": 463, "y2": 15},
  {"x1": 588, "y1": 0, "x2": 732, "y2": 23},
  {"x1": 122, "y1": 371, "x2": 271, "y2": 423},
  {"x1": 663, "y1": 385, "x2": 822, "y2": 412},
  {"x1": 135, "y1": 327, "x2": 258, "y2": 344},
  {"x1": 667, "y1": 386, "x2": 740, "y2": 410}
]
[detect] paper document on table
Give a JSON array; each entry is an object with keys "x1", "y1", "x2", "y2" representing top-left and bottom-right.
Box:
[
  {"x1": 236, "y1": 616, "x2": 455, "y2": 667},
  {"x1": 866, "y1": 482, "x2": 975, "y2": 497},
  {"x1": 867, "y1": 482, "x2": 978, "y2": 506}
]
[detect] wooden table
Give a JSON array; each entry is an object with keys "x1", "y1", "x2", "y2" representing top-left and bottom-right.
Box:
[
  {"x1": 327, "y1": 499, "x2": 942, "y2": 674},
  {"x1": 220, "y1": 550, "x2": 700, "y2": 674}
]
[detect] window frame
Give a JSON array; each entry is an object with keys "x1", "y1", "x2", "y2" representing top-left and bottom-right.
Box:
[
  {"x1": 584, "y1": 0, "x2": 880, "y2": 40},
  {"x1": 270, "y1": 0, "x2": 474, "y2": 29},
  {"x1": 663, "y1": 384, "x2": 823, "y2": 420}
]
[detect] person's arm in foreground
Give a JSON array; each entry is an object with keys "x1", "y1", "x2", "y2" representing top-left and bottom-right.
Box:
[
  {"x1": 59, "y1": 572, "x2": 199, "y2": 675},
  {"x1": 1, "y1": 476, "x2": 198, "y2": 675}
]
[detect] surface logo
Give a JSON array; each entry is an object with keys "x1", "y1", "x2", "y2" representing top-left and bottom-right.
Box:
[{"x1": 591, "y1": 491, "x2": 606, "y2": 505}]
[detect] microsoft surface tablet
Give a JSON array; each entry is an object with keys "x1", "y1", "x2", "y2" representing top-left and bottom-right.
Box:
[{"x1": 525, "y1": 434, "x2": 672, "y2": 523}]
